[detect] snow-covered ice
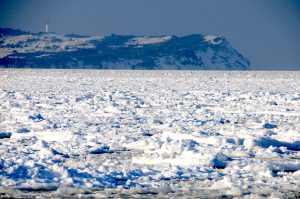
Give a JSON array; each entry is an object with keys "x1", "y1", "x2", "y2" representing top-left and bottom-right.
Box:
[{"x1": 0, "y1": 69, "x2": 299, "y2": 198}]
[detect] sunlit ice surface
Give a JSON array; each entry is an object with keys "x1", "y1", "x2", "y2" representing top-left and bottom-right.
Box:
[{"x1": 0, "y1": 69, "x2": 299, "y2": 198}]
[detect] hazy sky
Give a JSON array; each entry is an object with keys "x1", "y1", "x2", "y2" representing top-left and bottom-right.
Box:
[{"x1": 0, "y1": 0, "x2": 300, "y2": 70}]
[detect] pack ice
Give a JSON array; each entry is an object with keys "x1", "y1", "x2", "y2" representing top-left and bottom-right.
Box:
[{"x1": 0, "y1": 69, "x2": 299, "y2": 198}]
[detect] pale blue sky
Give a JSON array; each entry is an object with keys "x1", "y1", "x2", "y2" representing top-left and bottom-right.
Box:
[{"x1": 1, "y1": 0, "x2": 300, "y2": 70}]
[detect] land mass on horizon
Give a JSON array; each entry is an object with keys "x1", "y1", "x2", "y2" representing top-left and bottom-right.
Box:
[{"x1": 0, "y1": 28, "x2": 250, "y2": 70}]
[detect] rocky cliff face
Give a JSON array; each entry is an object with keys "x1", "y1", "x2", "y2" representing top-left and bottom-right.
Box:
[{"x1": 0, "y1": 28, "x2": 250, "y2": 70}]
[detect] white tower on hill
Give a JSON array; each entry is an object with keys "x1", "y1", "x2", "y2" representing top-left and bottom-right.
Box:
[{"x1": 45, "y1": 21, "x2": 49, "y2": 33}]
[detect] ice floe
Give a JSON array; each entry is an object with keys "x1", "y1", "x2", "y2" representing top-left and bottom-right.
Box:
[{"x1": 0, "y1": 69, "x2": 299, "y2": 197}]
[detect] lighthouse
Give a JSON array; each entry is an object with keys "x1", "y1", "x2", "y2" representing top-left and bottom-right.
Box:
[{"x1": 45, "y1": 21, "x2": 49, "y2": 33}]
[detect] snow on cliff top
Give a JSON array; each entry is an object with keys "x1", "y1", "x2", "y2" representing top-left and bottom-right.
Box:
[
  {"x1": 0, "y1": 34, "x2": 104, "y2": 58},
  {"x1": 126, "y1": 35, "x2": 173, "y2": 46},
  {"x1": 204, "y1": 35, "x2": 223, "y2": 44}
]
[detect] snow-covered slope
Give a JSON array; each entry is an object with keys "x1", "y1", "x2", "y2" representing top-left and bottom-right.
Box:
[
  {"x1": 0, "y1": 70, "x2": 299, "y2": 198},
  {"x1": 0, "y1": 28, "x2": 250, "y2": 69}
]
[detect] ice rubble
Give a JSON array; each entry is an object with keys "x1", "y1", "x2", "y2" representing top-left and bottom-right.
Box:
[{"x1": 0, "y1": 69, "x2": 299, "y2": 197}]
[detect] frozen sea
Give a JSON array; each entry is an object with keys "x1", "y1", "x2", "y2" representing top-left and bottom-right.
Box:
[{"x1": 0, "y1": 69, "x2": 299, "y2": 198}]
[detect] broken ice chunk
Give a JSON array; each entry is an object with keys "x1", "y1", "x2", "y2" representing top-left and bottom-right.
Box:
[
  {"x1": 90, "y1": 146, "x2": 113, "y2": 154},
  {"x1": 263, "y1": 123, "x2": 277, "y2": 129},
  {"x1": 0, "y1": 132, "x2": 12, "y2": 139},
  {"x1": 17, "y1": 128, "x2": 30, "y2": 133},
  {"x1": 29, "y1": 113, "x2": 44, "y2": 122}
]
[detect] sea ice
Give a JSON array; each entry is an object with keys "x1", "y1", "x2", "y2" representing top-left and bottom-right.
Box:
[{"x1": 0, "y1": 69, "x2": 299, "y2": 198}]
